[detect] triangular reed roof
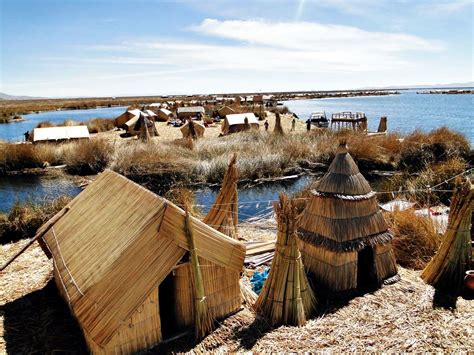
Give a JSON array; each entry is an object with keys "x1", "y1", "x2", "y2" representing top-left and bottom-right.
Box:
[
  {"x1": 203, "y1": 154, "x2": 238, "y2": 239},
  {"x1": 421, "y1": 178, "x2": 473, "y2": 293},
  {"x1": 180, "y1": 120, "x2": 205, "y2": 139},
  {"x1": 298, "y1": 140, "x2": 392, "y2": 251},
  {"x1": 254, "y1": 194, "x2": 316, "y2": 326},
  {"x1": 41, "y1": 170, "x2": 245, "y2": 348}
]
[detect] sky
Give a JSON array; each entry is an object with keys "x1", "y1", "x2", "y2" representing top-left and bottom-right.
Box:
[{"x1": 0, "y1": 0, "x2": 473, "y2": 97}]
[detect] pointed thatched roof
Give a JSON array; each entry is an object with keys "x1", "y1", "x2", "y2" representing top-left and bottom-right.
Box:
[
  {"x1": 421, "y1": 178, "x2": 473, "y2": 293},
  {"x1": 254, "y1": 194, "x2": 316, "y2": 326},
  {"x1": 203, "y1": 154, "x2": 238, "y2": 239},
  {"x1": 298, "y1": 140, "x2": 392, "y2": 252}
]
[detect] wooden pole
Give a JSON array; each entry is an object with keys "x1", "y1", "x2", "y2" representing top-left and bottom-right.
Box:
[{"x1": 0, "y1": 207, "x2": 70, "y2": 272}]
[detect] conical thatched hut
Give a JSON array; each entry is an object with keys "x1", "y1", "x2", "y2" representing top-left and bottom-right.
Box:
[
  {"x1": 203, "y1": 154, "x2": 239, "y2": 239},
  {"x1": 421, "y1": 178, "x2": 473, "y2": 293},
  {"x1": 40, "y1": 170, "x2": 245, "y2": 354},
  {"x1": 298, "y1": 141, "x2": 398, "y2": 292},
  {"x1": 254, "y1": 194, "x2": 316, "y2": 326}
]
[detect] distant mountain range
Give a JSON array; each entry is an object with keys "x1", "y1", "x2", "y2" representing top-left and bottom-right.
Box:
[{"x1": 0, "y1": 92, "x2": 44, "y2": 100}]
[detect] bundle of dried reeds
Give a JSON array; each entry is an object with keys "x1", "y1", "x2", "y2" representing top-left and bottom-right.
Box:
[
  {"x1": 421, "y1": 178, "x2": 473, "y2": 293},
  {"x1": 274, "y1": 112, "x2": 284, "y2": 135},
  {"x1": 184, "y1": 210, "x2": 214, "y2": 340},
  {"x1": 203, "y1": 154, "x2": 238, "y2": 239},
  {"x1": 254, "y1": 194, "x2": 316, "y2": 326},
  {"x1": 239, "y1": 279, "x2": 258, "y2": 308}
]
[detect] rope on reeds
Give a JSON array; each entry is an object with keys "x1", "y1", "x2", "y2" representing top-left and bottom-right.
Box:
[
  {"x1": 421, "y1": 177, "x2": 473, "y2": 294},
  {"x1": 51, "y1": 226, "x2": 84, "y2": 296},
  {"x1": 253, "y1": 193, "x2": 316, "y2": 327},
  {"x1": 184, "y1": 209, "x2": 214, "y2": 340}
]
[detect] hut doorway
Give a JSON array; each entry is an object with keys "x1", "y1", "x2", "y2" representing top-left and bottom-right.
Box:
[
  {"x1": 158, "y1": 273, "x2": 179, "y2": 339},
  {"x1": 357, "y1": 246, "x2": 377, "y2": 288}
]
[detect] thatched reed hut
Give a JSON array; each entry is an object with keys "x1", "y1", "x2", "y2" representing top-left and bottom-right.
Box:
[
  {"x1": 40, "y1": 170, "x2": 245, "y2": 354},
  {"x1": 177, "y1": 106, "x2": 205, "y2": 120},
  {"x1": 222, "y1": 113, "x2": 259, "y2": 135},
  {"x1": 217, "y1": 105, "x2": 235, "y2": 118},
  {"x1": 134, "y1": 112, "x2": 159, "y2": 140},
  {"x1": 203, "y1": 154, "x2": 239, "y2": 239},
  {"x1": 254, "y1": 194, "x2": 316, "y2": 326},
  {"x1": 298, "y1": 141, "x2": 398, "y2": 292},
  {"x1": 156, "y1": 108, "x2": 173, "y2": 122},
  {"x1": 180, "y1": 120, "x2": 205, "y2": 139},
  {"x1": 421, "y1": 178, "x2": 473, "y2": 293}
]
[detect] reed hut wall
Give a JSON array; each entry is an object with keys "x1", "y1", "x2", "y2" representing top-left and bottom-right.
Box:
[
  {"x1": 298, "y1": 241, "x2": 358, "y2": 291},
  {"x1": 172, "y1": 258, "x2": 241, "y2": 330}
]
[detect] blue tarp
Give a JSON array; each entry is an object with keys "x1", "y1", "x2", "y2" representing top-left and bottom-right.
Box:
[{"x1": 250, "y1": 267, "x2": 270, "y2": 294}]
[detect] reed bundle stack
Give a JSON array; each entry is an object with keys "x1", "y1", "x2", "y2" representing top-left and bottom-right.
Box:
[
  {"x1": 37, "y1": 170, "x2": 245, "y2": 354},
  {"x1": 254, "y1": 194, "x2": 316, "y2": 326},
  {"x1": 273, "y1": 112, "x2": 284, "y2": 135},
  {"x1": 421, "y1": 178, "x2": 473, "y2": 293},
  {"x1": 298, "y1": 140, "x2": 398, "y2": 292},
  {"x1": 203, "y1": 154, "x2": 239, "y2": 239}
]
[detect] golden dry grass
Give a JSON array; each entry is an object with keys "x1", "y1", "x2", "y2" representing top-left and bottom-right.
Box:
[{"x1": 386, "y1": 209, "x2": 442, "y2": 270}]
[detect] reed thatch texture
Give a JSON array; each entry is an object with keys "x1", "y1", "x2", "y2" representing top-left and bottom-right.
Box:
[
  {"x1": 172, "y1": 258, "x2": 241, "y2": 330},
  {"x1": 41, "y1": 170, "x2": 246, "y2": 353},
  {"x1": 421, "y1": 178, "x2": 473, "y2": 293},
  {"x1": 203, "y1": 154, "x2": 238, "y2": 239},
  {"x1": 254, "y1": 194, "x2": 316, "y2": 326},
  {"x1": 298, "y1": 141, "x2": 397, "y2": 292},
  {"x1": 273, "y1": 112, "x2": 284, "y2": 135}
]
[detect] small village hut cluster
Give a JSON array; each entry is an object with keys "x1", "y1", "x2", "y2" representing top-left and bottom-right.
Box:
[
  {"x1": 298, "y1": 141, "x2": 398, "y2": 292},
  {"x1": 114, "y1": 109, "x2": 159, "y2": 136},
  {"x1": 40, "y1": 170, "x2": 245, "y2": 354}
]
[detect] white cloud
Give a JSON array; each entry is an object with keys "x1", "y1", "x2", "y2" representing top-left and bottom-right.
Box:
[
  {"x1": 418, "y1": 0, "x2": 473, "y2": 14},
  {"x1": 191, "y1": 18, "x2": 443, "y2": 52},
  {"x1": 4, "y1": 18, "x2": 452, "y2": 96}
]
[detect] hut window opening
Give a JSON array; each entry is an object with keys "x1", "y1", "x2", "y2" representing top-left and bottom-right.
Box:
[{"x1": 357, "y1": 246, "x2": 377, "y2": 288}]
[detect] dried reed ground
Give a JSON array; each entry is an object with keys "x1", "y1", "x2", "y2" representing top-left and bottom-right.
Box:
[{"x1": 1, "y1": 230, "x2": 472, "y2": 353}]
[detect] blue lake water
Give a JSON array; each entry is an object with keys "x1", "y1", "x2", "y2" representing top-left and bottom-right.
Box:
[
  {"x1": 0, "y1": 175, "x2": 82, "y2": 213},
  {"x1": 195, "y1": 176, "x2": 313, "y2": 221},
  {"x1": 0, "y1": 106, "x2": 127, "y2": 142},
  {"x1": 284, "y1": 90, "x2": 473, "y2": 144}
]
